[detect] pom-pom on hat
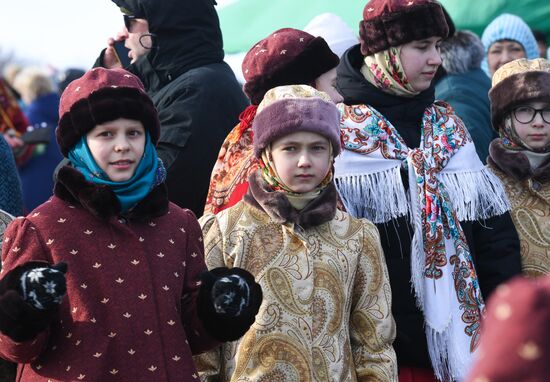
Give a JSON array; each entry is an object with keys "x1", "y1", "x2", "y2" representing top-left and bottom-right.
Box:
[
  {"x1": 56, "y1": 67, "x2": 160, "y2": 157},
  {"x1": 489, "y1": 58, "x2": 550, "y2": 131},
  {"x1": 359, "y1": 0, "x2": 450, "y2": 56},
  {"x1": 242, "y1": 28, "x2": 340, "y2": 105},
  {"x1": 252, "y1": 85, "x2": 341, "y2": 158}
]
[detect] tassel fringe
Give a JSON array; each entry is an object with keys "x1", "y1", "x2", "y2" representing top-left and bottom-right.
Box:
[
  {"x1": 438, "y1": 168, "x2": 510, "y2": 221},
  {"x1": 334, "y1": 166, "x2": 408, "y2": 223}
]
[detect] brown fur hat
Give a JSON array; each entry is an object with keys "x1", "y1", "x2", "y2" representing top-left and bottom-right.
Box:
[
  {"x1": 56, "y1": 67, "x2": 160, "y2": 157},
  {"x1": 359, "y1": 0, "x2": 450, "y2": 56},
  {"x1": 489, "y1": 58, "x2": 550, "y2": 132}
]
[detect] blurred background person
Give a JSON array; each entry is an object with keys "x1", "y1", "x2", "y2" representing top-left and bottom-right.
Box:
[
  {"x1": 533, "y1": 29, "x2": 549, "y2": 59},
  {"x1": 12, "y1": 67, "x2": 62, "y2": 211},
  {"x1": 481, "y1": 13, "x2": 539, "y2": 78},
  {"x1": 0, "y1": 133, "x2": 23, "y2": 217},
  {"x1": 435, "y1": 30, "x2": 496, "y2": 163},
  {"x1": 303, "y1": 12, "x2": 359, "y2": 59},
  {"x1": 56, "y1": 67, "x2": 85, "y2": 94},
  {"x1": 2, "y1": 63, "x2": 23, "y2": 105},
  {"x1": 0, "y1": 77, "x2": 32, "y2": 167}
]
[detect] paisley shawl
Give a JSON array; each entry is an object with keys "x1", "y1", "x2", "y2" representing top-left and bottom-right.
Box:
[{"x1": 335, "y1": 101, "x2": 510, "y2": 381}]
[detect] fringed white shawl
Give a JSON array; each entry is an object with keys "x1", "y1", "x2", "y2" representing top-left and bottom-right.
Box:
[{"x1": 334, "y1": 101, "x2": 510, "y2": 381}]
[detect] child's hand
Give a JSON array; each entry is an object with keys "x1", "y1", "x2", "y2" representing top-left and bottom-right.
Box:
[
  {"x1": 20, "y1": 263, "x2": 67, "y2": 310},
  {"x1": 202, "y1": 267, "x2": 262, "y2": 317},
  {"x1": 197, "y1": 267, "x2": 262, "y2": 342}
]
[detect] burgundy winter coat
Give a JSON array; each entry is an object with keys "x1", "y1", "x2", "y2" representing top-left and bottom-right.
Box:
[{"x1": 0, "y1": 166, "x2": 219, "y2": 381}]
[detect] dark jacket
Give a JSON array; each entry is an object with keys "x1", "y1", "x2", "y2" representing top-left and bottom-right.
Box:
[
  {"x1": 0, "y1": 134, "x2": 23, "y2": 216},
  {"x1": 19, "y1": 92, "x2": 63, "y2": 212},
  {"x1": 99, "y1": 0, "x2": 249, "y2": 217},
  {"x1": 336, "y1": 44, "x2": 522, "y2": 370},
  {"x1": 435, "y1": 69, "x2": 497, "y2": 163}
]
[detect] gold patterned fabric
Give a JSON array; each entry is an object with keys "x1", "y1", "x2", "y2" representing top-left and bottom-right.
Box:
[
  {"x1": 194, "y1": 199, "x2": 397, "y2": 381},
  {"x1": 489, "y1": 162, "x2": 550, "y2": 277}
]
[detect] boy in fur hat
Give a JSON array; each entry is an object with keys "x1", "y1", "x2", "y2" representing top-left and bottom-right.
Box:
[
  {"x1": 204, "y1": 28, "x2": 342, "y2": 216},
  {"x1": 334, "y1": 0, "x2": 521, "y2": 380},
  {"x1": 195, "y1": 85, "x2": 397, "y2": 381},
  {"x1": 0, "y1": 67, "x2": 262, "y2": 382},
  {"x1": 487, "y1": 58, "x2": 550, "y2": 277}
]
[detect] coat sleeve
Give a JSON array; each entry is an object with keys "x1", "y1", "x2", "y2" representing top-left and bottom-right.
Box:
[
  {"x1": 350, "y1": 221, "x2": 398, "y2": 381},
  {"x1": 179, "y1": 210, "x2": 220, "y2": 355},
  {"x1": 193, "y1": 213, "x2": 226, "y2": 381},
  {"x1": 0, "y1": 218, "x2": 52, "y2": 362},
  {"x1": 471, "y1": 212, "x2": 522, "y2": 299}
]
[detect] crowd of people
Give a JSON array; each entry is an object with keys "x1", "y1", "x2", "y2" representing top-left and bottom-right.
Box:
[{"x1": 0, "y1": 0, "x2": 549, "y2": 381}]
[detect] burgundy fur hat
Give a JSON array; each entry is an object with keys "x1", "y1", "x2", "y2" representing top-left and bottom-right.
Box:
[
  {"x1": 465, "y1": 276, "x2": 550, "y2": 382},
  {"x1": 252, "y1": 85, "x2": 341, "y2": 158},
  {"x1": 359, "y1": 0, "x2": 450, "y2": 56},
  {"x1": 242, "y1": 28, "x2": 340, "y2": 105},
  {"x1": 56, "y1": 67, "x2": 160, "y2": 157},
  {"x1": 489, "y1": 58, "x2": 550, "y2": 132}
]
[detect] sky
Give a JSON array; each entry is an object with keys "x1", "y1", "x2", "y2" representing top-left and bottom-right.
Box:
[{"x1": 0, "y1": 0, "x2": 234, "y2": 71}]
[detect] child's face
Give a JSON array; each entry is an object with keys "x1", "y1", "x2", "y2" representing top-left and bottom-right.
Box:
[
  {"x1": 400, "y1": 36, "x2": 442, "y2": 92},
  {"x1": 86, "y1": 118, "x2": 146, "y2": 182},
  {"x1": 314, "y1": 68, "x2": 344, "y2": 104},
  {"x1": 270, "y1": 131, "x2": 331, "y2": 194},
  {"x1": 511, "y1": 101, "x2": 550, "y2": 150}
]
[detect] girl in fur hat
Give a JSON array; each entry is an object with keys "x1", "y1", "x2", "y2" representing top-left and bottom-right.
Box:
[
  {"x1": 204, "y1": 28, "x2": 342, "y2": 216},
  {"x1": 195, "y1": 85, "x2": 397, "y2": 381},
  {"x1": 334, "y1": 0, "x2": 522, "y2": 381},
  {"x1": 0, "y1": 67, "x2": 262, "y2": 382},
  {"x1": 487, "y1": 58, "x2": 550, "y2": 278}
]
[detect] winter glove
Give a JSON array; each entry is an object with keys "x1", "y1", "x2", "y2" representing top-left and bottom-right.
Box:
[
  {"x1": 20, "y1": 262, "x2": 67, "y2": 310},
  {"x1": 198, "y1": 267, "x2": 262, "y2": 342},
  {"x1": 0, "y1": 262, "x2": 67, "y2": 342}
]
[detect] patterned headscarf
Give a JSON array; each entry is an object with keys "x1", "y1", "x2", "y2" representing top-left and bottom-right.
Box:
[
  {"x1": 259, "y1": 144, "x2": 333, "y2": 210},
  {"x1": 360, "y1": 46, "x2": 419, "y2": 97}
]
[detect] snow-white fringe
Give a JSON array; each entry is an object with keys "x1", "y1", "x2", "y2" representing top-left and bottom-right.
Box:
[
  {"x1": 438, "y1": 168, "x2": 510, "y2": 221},
  {"x1": 334, "y1": 165, "x2": 408, "y2": 223},
  {"x1": 427, "y1": 326, "x2": 471, "y2": 382}
]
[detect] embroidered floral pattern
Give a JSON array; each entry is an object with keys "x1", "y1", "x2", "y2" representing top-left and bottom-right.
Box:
[{"x1": 340, "y1": 101, "x2": 486, "y2": 374}]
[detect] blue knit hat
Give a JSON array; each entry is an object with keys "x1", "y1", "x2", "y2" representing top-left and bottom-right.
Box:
[{"x1": 481, "y1": 14, "x2": 539, "y2": 76}]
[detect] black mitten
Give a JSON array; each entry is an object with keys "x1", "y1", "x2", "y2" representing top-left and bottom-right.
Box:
[
  {"x1": 20, "y1": 262, "x2": 67, "y2": 310},
  {"x1": 0, "y1": 262, "x2": 67, "y2": 342},
  {"x1": 198, "y1": 267, "x2": 262, "y2": 342}
]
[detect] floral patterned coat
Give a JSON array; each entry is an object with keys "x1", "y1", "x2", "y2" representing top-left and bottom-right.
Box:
[
  {"x1": 488, "y1": 139, "x2": 550, "y2": 277},
  {"x1": 195, "y1": 172, "x2": 397, "y2": 381},
  {"x1": 0, "y1": 166, "x2": 218, "y2": 381}
]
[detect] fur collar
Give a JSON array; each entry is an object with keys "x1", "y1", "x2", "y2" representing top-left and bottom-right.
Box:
[
  {"x1": 244, "y1": 171, "x2": 337, "y2": 230},
  {"x1": 488, "y1": 139, "x2": 550, "y2": 183},
  {"x1": 54, "y1": 166, "x2": 169, "y2": 221}
]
